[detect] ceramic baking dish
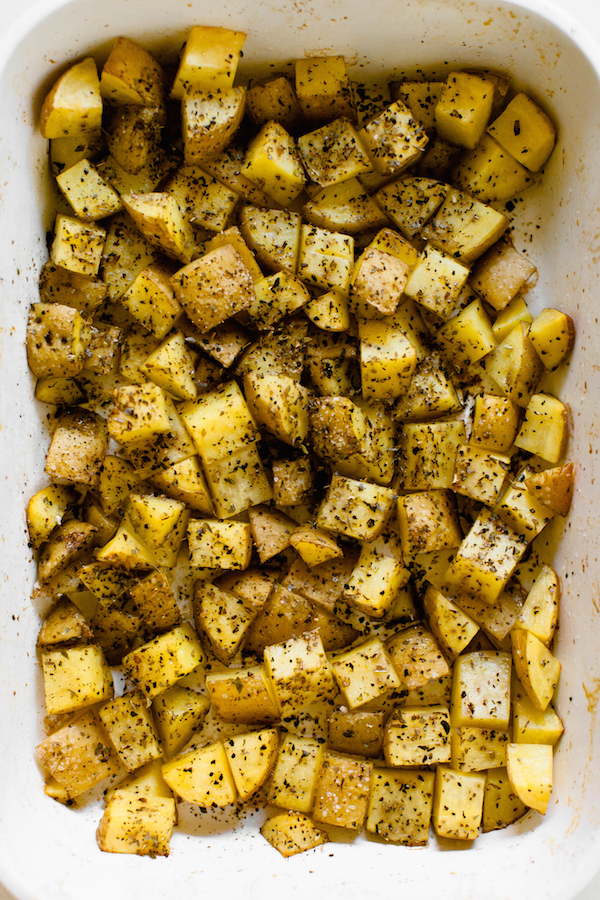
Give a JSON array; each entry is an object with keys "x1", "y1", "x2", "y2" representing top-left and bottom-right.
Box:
[{"x1": 0, "y1": 0, "x2": 599, "y2": 897}]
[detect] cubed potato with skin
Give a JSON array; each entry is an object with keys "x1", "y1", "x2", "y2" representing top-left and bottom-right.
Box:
[
  {"x1": 298, "y1": 117, "x2": 373, "y2": 187},
  {"x1": 404, "y1": 243, "x2": 470, "y2": 319},
  {"x1": 27, "y1": 484, "x2": 76, "y2": 550},
  {"x1": 45, "y1": 408, "x2": 108, "y2": 487},
  {"x1": 469, "y1": 239, "x2": 537, "y2": 311},
  {"x1": 246, "y1": 272, "x2": 310, "y2": 330},
  {"x1": 316, "y1": 473, "x2": 397, "y2": 542},
  {"x1": 327, "y1": 709, "x2": 384, "y2": 758},
  {"x1": 151, "y1": 456, "x2": 214, "y2": 516},
  {"x1": 203, "y1": 445, "x2": 273, "y2": 520},
  {"x1": 289, "y1": 524, "x2": 343, "y2": 568},
  {"x1": 375, "y1": 176, "x2": 448, "y2": 239},
  {"x1": 450, "y1": 650, "x2": 512, "y2": 730},
  {"x1": 223, "y1": 729, "x2": 279, "y2": 801},
  {"x1": 513, "y1": 393, "x2": 568, "y2": 464},
  {"x1": 264, "y1": 630, "x2": 336, "y2": 713},
  {"x1": 187, "y1": 518, "x2": 253, "y2": 570},
  {"x1": 121, "y1": 192, "x2": 194, "y2": 264},
  {"x1": 120, "y1": 265, "x2": 182, "y2": 339},
  {"x1": 243, "y1": 120, "x2": 305, "y2": 206},
  {"x1": 358, "y1": 317, "x2": 418, "y2": 402},
  {"x1": 512, "y1": 684, "x2": 564, "y2": 745},
  {"x1": 488, "y1": 92, "x2": 556, "y2": 172},
  {"x1": 162, "y1": 741, "x2": 237, "y2": 807},
  {"x1": 385, "y1": 623, "x2": 450, "y2": 690},
  {"x1": 40, "y1": 57, "x2": 103, "y2": 139},
  {"x1": 451, "y1": 726, "x2": 509, "y2": 772},
  {"x1": 247, "y1": 507, "x2": 295, "y2": 564},
  {"x1": 342, "y1": 532, "x2": 410, "y2": 619},
  {"x1": 359, "y1": 99, "x2": 429, "y2": 176},
  {"x1": 432, "y1": 766, "x2": 486, "y2": 840},
  {"x1": 97, "y1": 789, "x2": 176, "y2": 857},
  {"x1": 482, "y1": 766, "x2": 527, "y2": 832},
  {"x1": 35, "y1": 376, "x2": 85, "y2": 407},
  {"x1": 298, "y1": 224, "x2": 355, "y2": 294},
  {"x1": 470, "y1": 393, "x2": 521, "y2": 453},
  {"x1": 35, "y1": 710, "x2": 120, "y2": 798},
  {"x1": 506, "y1": 742, "x2": 553, "y2": 814},
  {"x1": 331, "y1": 636, "x2": 401, "y2": 708},
  {"x1": 261, "y1": 812, "x2": 329, "y2": 857},
  {"x1": 452, "y1": 444, "x2": 511, "y2": 506},
  {"x1": 38, "y1": 260, "x2": 107, "y2": 315},
  {"x1": 451, "y1": 132, "x2": 535, "y2": 202},
  {"x1": 272, "y1": 457, "x2": 315, "y2": 507},
  {"x1": 529, "y1": 308, "x2": 575, "y2": 371},
  {"x1": 246, "y1": 75, "x2": 301, "y2": 130},
  {"x1": 56, "y1": 159, "x2": 122, "y2": 220},
  {"x1": 239, "y1": 205, "x2": 301, "y2": 275},
  {"x1": 51, "y1": 214, "x2": 106, "y2": 277},
  {"x1": 268, "y1": 735, "x2": 325, "y2": 813},
  {"x1": 100, "y1": 36, "x2": 166, "y2": 107},
  {"x1": 384, "y1": 706, "x2": 451, "y2": 766},
  {"x1": 37, "y1": 598, "x2": 93, "y2": 648},
  {"x1": 310, "y1": 395, "x2": 366, "y2": 463},
  {"x1": 295, "y1": 56, "x2": 354, "y2": 121},
  {"x1": 182, "y1": 87, "x2": 246, "y2": 166},
  {"x1": 129, "y1": 569, "x2": 181, "y2": 635},
  {"x1": 491, "y1": 292, "x2": 533, "y2": 340},
  {"x1": 193, "y1": 580, "x2": 256, "y2": 662},
  {"x1": 171, "y1": 244, "x2": 256, "y2": 333},
  {"x1": 102, "y1": 213, "x2": 160, "y2": 301},
  {"x1": 98, "y1": 692, "x2": 163, "y2": 772},
  {"x1": 95, "y1": 520, "x2": 157, "y2": 571},
  {"x1": 493, "y1": 477, "x2": 555, "y2": 543},
  {"x1": 421, "y1": 189, "x2": 509, "y2": 264},
  {"x1": 511, "y1": 628, "x2": 561, "y2": 712},
  {"x1": 423, "y1": 585, "x2": 479, "y2": 661},
  {"x1": 351, "y1": 245, "x2": 411, "y2": 317},
  {"x1": 397, "y1": 490, "x2": 463, "y2": 558},
  {"x1": 435, "y1": 298, "x2": 497, "y2": 372},
  {"x1": 401, "y1": 420, "x2": 466, "y2": 490},
  {"x1": 243, "y1": 370, "x2": 310, "y2": 447},
  {"x1": 152, "y1": 686, "x2": 210, "y2": 758},
  {"x1": 435, "y1": 72, "x2": 493, "y2": 149},
  {"x1": 205, "y1": 665, "x2": 280, "y2": 724},
  {"x1": 108, "y1": 383, "x2": 171, "y2": 447},
  {"x1": 393, "y1": 352, "x2": 462, "y2": 422},
  {"x1": 170, "y1": 25, "x2": 246, "y2": 99},
  {"x1": 37, "y1": 519, "x2": 98, "y2": 584},
  {"x1": 303, "y1": 179, "x2": 387, "y2": 236},
  {"x1": 312, "y1": 752, "x2": 373, "y2": 830},
  {"x1": 524, "y1": 463, "x2": 574, "y2": 518},
  {"x1": 486, "y1": 322, "x2": 545, "y2": 408},
  {"x1": 121, "y1": 623, "x2": 205, "y2": 701},
  {"x1": 41, "y1": 644, "x2": 114, "y2": 716},
  {"x1": 366, "y1": 768, "x2": 435, "y2": 846},
  {"x1": 139, "y1": 331, "x2": 197, "y2": 402}
]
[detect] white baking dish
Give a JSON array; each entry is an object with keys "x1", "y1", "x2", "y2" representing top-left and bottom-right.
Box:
[{"x1": 1, "y1": 0, "x2": 599, "y2": 897}]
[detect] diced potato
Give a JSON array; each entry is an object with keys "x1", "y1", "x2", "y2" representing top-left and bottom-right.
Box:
[
  {"x1": 162, "y1": 741, "x2": 237, "y2": 807},
  {"x1": 98, "y1": 691, "x2": 163, "y2": 772},
  {"x1": 295, "y1": 56, "x2": 354, "y2": 120},
  {"x1": 37, "y1": 598, "x2": 93, "y2": 648},
  {"x1": 187, "y1": 518, "x2": 253, "y2": 570},
  {"x1": 205, "y1": 664, "x2": 280, "y2": 724},
  {"x1": 316, "y1": 473, "x2": 397, "y2": 542},
  {"x1": 246, "y1": 75, "x2": 301, "y2": 130},
  {"x1": 45, "y1": 408, "x2": 107, "y2": 487},
  {"x1": 397, "y1": 490, "x2": 463, "y2": 559},
  {"x1": 423, "y1": 585, "x2": 479, "y2": 661},
  {"x1": 393, "y1": 353, "x2": 461, "y2": 422},
  {"x1": 182, "y1": 87, "x2": 246, "y2": 165},
  {"x1": 401, "y1": 420, "x2": 466, "y2": 490},
  {"x1": 305, "y1": 289, "x2": 351, "y2": 332},
  {"x1": 506, "y1": 743, "x2": 553, "y2": 814},
  {"x1": 510, "y1": 628, "x2": 560, "y2": 712},
  {"x1": 171, "y1": 244, "x2": 256, "y2": 332},
  {"x1": 37, "y1": 518, "x2": 97, "y2": 583},
  {"x1": 267, "y1": 734, "x2": 325, "y2": 813},
  {"x1": 243, "y1": 120, "x2": 305, "y2": 206},
  {"x1": 331, "y1": 636, "x2": 401, "y2": 708},
  {"x1": 432, "y1": 766, "x2": 486, "y2": 840},
  {"x1": 107, "y1": 383, "x2": 171, "y2": 446},
  {"x1": 264, "y1": 630, "x2": 336, "y2": 712},
  {"x1": 421, "y1": 189, "x2": 509, "y2": 264},
  {"x1": 97, "y1": 789, "x2": 176, "y2": 857},
  {"x1": 312, "y1": 752, "x2": 373, "y2": 830},
  {"x1": 366, "y1": 768, "x2": 435, "y2": 845},
  {"x1": 298, "y1": 117, "x2": 373, "y2": 187},
  {"x1": 41, "y1": 644, "x2": 113, "y2": 716},
  {"x1": 451, "y1": 726, "x2": 509, "y2": 771},
  {"x1": 223, "y1": 729, "x2": 279, "y2": 800},
  {"x1": 450, "y1": 650, "x2": 511, "y2": 730},
  {"x1": 486, "y1": 322, "x2": 544, "y2": 408},
  {"x1": 451, "y1": 133, "x2": 535, "y2": 202},
  {"x1": 121, "y1": 191, "x2": 194, "y2": 264},
  {"x1": 27, "y1": 484, "x2": 75, "y2": 549},
  {"x1": 404, "y1": 243, "x2": 470, "y2": 319},
  {"x1": 244, "y1": 370, "x2": 309, "y2": 447},
  {"x1": 170, "y1": 25, "x2": 246, "y2": 99},
  {"x1": 470, "y1": 393, "x2": 521, "y2": 453},
  {"x1": 289, "y1": 524, "x2": 343, "y2": 568},
  {"x1": 35, "y1": 710, "x2": 120, "y2": 798},
  {"x1": 488, "y1": 92, "x2": 556, "y2": 172},
  {"x1": 358, "y1": 317, "x2": 417, "y2": 402},
  {"x1": 359, "y1": 99, "x2": 429, "y2": 176},
  {"x1": 247, "y1": 507, "x2": 295, "y2": 564},
  {"x1": 193, "y1": 580, "x2": 256, "y2": 661},
  {"x1": 493, "y1": 476, "x2": 554, "y2": 543},
  {"x1": 469, "y1": 239, "x2": 537, "y2": 312},
  {"x1": 452, "y1": 444, "x2": 510, "y2": 506},
  {"x1": 513, "y1": 393, "x2": 568, "y2": 464},
  {"x1": 100, "y1": 36, "x2": 166, "y2": 107},
  {"x1": 351, "y1": 231, "x2": 413, "y2": 317},
  {"x1": 128, "y1": 569, "x2": 181, "y2": 634},
  {"x1": 38, "y1": 259, "x2": 107, "y2": 314},
  {"x1": 122, "y1": 623, "x2": 205, "y2": 700},
  {"x1": 239, "y1": 205, "x2": 301, "y2": 275},
  {"x1": 304, "y1": 178, "x2": 387, "y2": 235},
  {"x1": 152, "y1": 686, "x2": 210, "y2": 758},
  {"x1": 260, "y1": 812, "x2": 328, "y2": 857},
  {"x1": 102, "y1": 212, "x2": 160, "y2": 301},
  {"x1": 327, "y1": 709, "x2": 384, "y2": 758},
  {"x1": 435, "y1": 71, "x2": 493, "y2": 149},
  {"x1": 385, "y1": 623, "x2": 450, "y2": 690},
  {"x1": 482, "y1": 766, "x2": 528, "y2": 832},
  {"x1": 524, "y1": 463, "x2": 574, "y2": 517},
  {"x1": 51, "y1": 214, "x2": 106, "y2": 277},
  {"x1": 435, "y1": 298, "x2": 496, "y2": 371},
  {"x1": 140, "y1": 331, "x2": 197, "y2": 401},
  {"x1": 40, "y1": 57, "x2": 103, "y2": 139},
  {"x1": 375, "y1": 176, "x2": 448, "y2": 239},
  {"x1": 529, "y1": 308, "x2": 575, "y2": 371},
  {"x1": 298, "y1": 224, "x2": 354, "y2": 294},
  {"x1": 247, "y1": 273, "x2": 310, "y2": 330},
  {"x1": 167, "y1": 163, "x2": 238, "y2": 233},
  {"x1": 27, "y1": 303, "x2": 88, "y2": 379},
  {"x1": 202, "y1": 445, "x2": 273, "y2": 520},
  {"x1": 95, "y1": 520, "x2": 156, "y2": 571},
  {"x1": 56, "y1": 159, "x2": 122, "y2": 220},
  {"x1": 384, "y1": 706, "x2": 451, "y2": 766},
  {"x1": 444, "y1": 508, "x2": 528, "y2": 604},
  {"x1": 203, "y1": 145, "x2": 272, "y2": 206}
]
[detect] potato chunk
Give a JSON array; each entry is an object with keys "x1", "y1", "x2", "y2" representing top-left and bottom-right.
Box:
[{"x1": 40, "y1": 57, "x2": 103, "y2": 138}]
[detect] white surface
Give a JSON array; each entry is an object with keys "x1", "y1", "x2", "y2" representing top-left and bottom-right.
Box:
[{"x1": 1, "y1": 1, "x2": 600, "y2": 900}]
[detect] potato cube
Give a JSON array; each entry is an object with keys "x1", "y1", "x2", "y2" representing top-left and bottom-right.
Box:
[
  {"x1": 281, "y1": 552, "x2": 357, "y2": 614},
  {"x1": 513, "y1": 393, "x2": 568, "y2": 464},
  {"x1": 151, "y1": 456, "x2": 214, "y2": 516},
  {"x1": 486, "y1": 322, "x2": 545, "y2": 408},
  {"x1": 470, "y1": 393, "x2": 521, "y2": 452},
  {"x1": 50, "y1": 214, "x2": 106, "y2": 277},
  {"x1": 162, "y1": 741, "x2": 237, "y2": 807},
  {"x1": 444, "y1": 508, "x2": 528, "y2": 604},
  {"x1": 316, "y1": 473, "x2": 396, "y2": 542},
  {"x1": 247, "y1": 272, "x2": 310, "y2": 330},
  {"x1": 435, "y1": 72, "x2": 493, "y2": 149},
  {"x1": 243, "y1": 120, "x2": 305, "y2": 206},
  {"x1": 452, "y1": 444, "x2": 510, "y2": 506},
  {"x1": 470, "y1": 239, "x2": 537, "y2": 312},
  {"x1": 342, "y1": 533, "x2": 410, "y2": 619},
  {"x1": 98, "y1": 691, "x2": 163, "y2": 772},
  {"x1": 202, "y1": 445, "x2": 273, "y2": 520},
  {"x1": 401, "y1": 420, "x2": 466, "y2": 490},
  {"x1": 529, "y1": 308, "x2": 575, "y2": 372},
  {"x1": 171, "y1": 244, "x2": 256, "y2": 332},
  {"x1": 375, "y1": 176, "x2": 447, "y2": 239},
  {"x1": 397, "y1": 490, "x2": 463, "y2": 558},
  {"x1": 327, "y1": 709, "x2": 384, "y2": 758},
  {"x1": 95, "y1": 521, "x2": 156, "y2": 571},
  {"x1": 423, "y1": 585, "x2": 479, "y2": 661},
  {"x1": 119, "y1": 264, "x2": 182, "y2": 339},
  {"x1": 451, "y1": 132, "x2": 535, "y2": 202},
  {"x1": 26, "y1": 302, "x2": 88, "y2": 380},
  {"x1": 267, "y1": 734, "x2": 325, "y2": 813},
  {"x1": 331, "y1": 636, "x2": 401, "y2": 708},
  {"x1": 451, "y1": 727, "x2": 509, "y2": 772},
  {"x1": 40, "y1": 57, "x2": 103, "y2": 139},
  {"x1": 42, "y1": 644, "x2": 113, "y2": 715},
  {"x1": 384, "y1": 706, "x2": 451, "y2": 766},
  {"x1": 246, "y1": 75, "x2": 301, "y2": 130},
  {"x1": 244, "y1": 370, "x2": 309, "y2": 447},
  {"x1": 491, "y1": 296, "x2": 533, "y2": 346},
  {"x1": 26, "y1": 484, "x2": 75, "y2": 549},
  {"x1": 223, "y1": 728, "x2": 279, "y2": 800},
  {"x1": 182, "y1": 86, "x2": 246, "y2": 166},
  {"x1": 303, "y1": 179, "x2": 387, "y2": 236},
  {"x1": 35, "y1": 710, "x2": 120, "y2": 798},
  {"x1": 295, "y1": 56, "x2": 354, "y2": 120},
  {"x1": 506, "y1": 743, "x2": 553, "y2": 814},
  {"x1": 494, "y1": 478, "x2": 554, "y2": 543},
  {"x1": 384, "y1": 624, "x2": 450, "y2": 690},
  {"x1": 239, "y1": 205, "x2": 301, "y2": 275},
  {"x1": 170, "y1": 25, "x2": 246, "y2": 99},
  {"x1": 436, "y1": 298, "x2": 497, "y2": 371},
  {"x1": 359, "y1": 100, "x2": 429, "y2": 176},
  {"x1": 298, "y1": 224, "x2": 354, "y2": 293},
  {"x1": 260, "y1": 812, "x2": 328, "y2": 857},
  {"x1": 37, "y1": 598, "x2": 93, "y2": 648},
  {"x1": 366, "y1": 768, "x2": 435, "y2": 846},
  {"x1": 205, "y1": 664, "x2": 280, "y2": 724},
  {"x1": 488, "y1": 92, "x2": 556, "y2": 172},
  {"x1": 512, "y1": 686, "x2": 564, "y2": 746},
  {"x1": 121, "y1": 191, "x2": 194, "y2": 264},
  {"x1": 187, "y1": 518, "x2": 253, "y2": 570},
  {"x1": 122, "y1": 623, "x2": 204, "y2": 700},
  {"x1": 56, "y1": 159, "x2": 122, "y2": 221},
  {"x1": 517, "y1": 563, "x2": 559, "y2": 646},
  {"x1": 289, "y1": 525, "x2": 343, "y2": 568},
  {"x1": 312, "y1": 753, "x2": 373, "y2": 830},
  {"x1": 298, "y1": 117, "x2": 373, "y2": 187},
  {"x1": 264, "y1": 630, "x2": 336, "y2": 712},
  {"x1": 422, "y1": 189, "x2": 509, "y2": 264},
  {"x1": 450, "y1": 650, "x2": 511, "y2": 730},
  {"x1": 152, "y1": 686, "x2": 210, "y2": 758},
  {"x1": 129, "y1": 570, "x2": 181, "y2": 635},
  {"x1": 351, "y1": 243, "x2": 411, "y2": 317},
  {"x1": 126, "y1": 492, "x2": 187, "y2": 550},
  {"x1": 524, "y1": 463, "x2": 574, "y2": 518},
  {"x1": 358, "y1": 317, "x2": 418, "y2": 402},
  {"x1": 511, "y1": 628, "x2": 560, "y2": 712},
  {"x1": 404, "y1": 243, "x2": 469, "y2": 319},
  {"x1": 100, "y1": 36, "x2": 165, "y2": 107},
  {"x1": 193, "y1": 580, "x2": 256, "y2": 662},
  {"x1": 432, "y1": 766, "x2": 485, "y2": 840},
  {"x1": 272, "y1": 457, "x2": 315, "y2": 507},
  {"x1": 482, "y1": 766, "x2": 527, "y2": 832},
  {"x1": 108, "y1": 383, "x2": 171, "y2": 446},
  {"x1": 97, "y1": 789, "x2": 176, "y2": 857}
]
